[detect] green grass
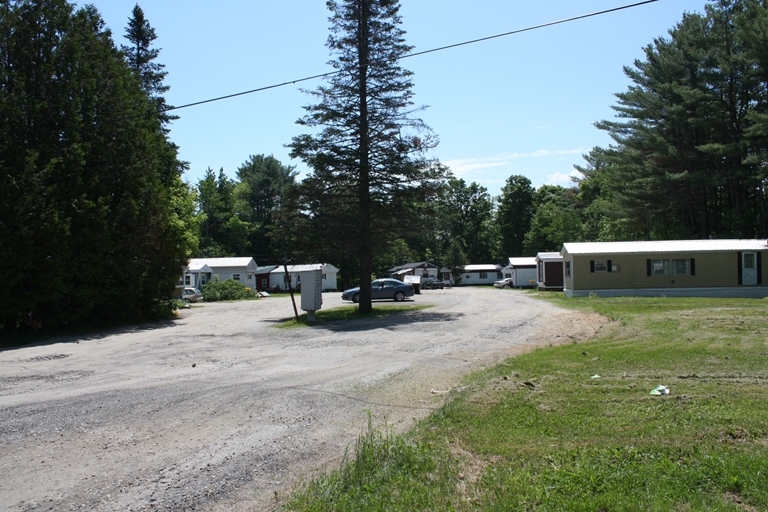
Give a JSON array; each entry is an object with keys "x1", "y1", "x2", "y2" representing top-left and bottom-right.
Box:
[
  {"x1": 284, "y1": 414, "x2": 458, "y2": 511},
  {"x1": 283, "y1": 295, "x2": 768, "y2": 511},
  {"x1": 275, "y1": 304, "x2": 434, "y2": 328}
]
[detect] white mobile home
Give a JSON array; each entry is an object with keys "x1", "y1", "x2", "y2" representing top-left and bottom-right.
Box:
[
  {"x1": 187, "y1": 257, "x2": 259, "y2": 289},
  {"x1": 269, "y1": 263, "x2": 339, "y2": 291},
  {"x1": 181, "y1": 261, "x2": 213, "y2": 290},
  {"x1": 461, "y1": 264, "x2": 503, "y2": 285},
  {"x1": 504, "y1": 257, "x2": 537, "y2": 288},
  {"x1": 388, "y1": 262, "x2": 439, "y2": 280}
]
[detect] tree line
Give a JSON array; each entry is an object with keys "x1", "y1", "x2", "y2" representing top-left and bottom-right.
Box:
[
  {"x1": 196, "y1": 0, "x2": 768, "y2": 288},
  {"x1": 4, "y1": 0, "x2": 767, "y2": 331}
]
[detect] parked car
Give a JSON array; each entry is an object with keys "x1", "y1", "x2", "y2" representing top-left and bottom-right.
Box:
[
  {"x1": 493, "y1": 278, "x2": 513, "y2": 289},
  {"x1": 341, "y1": 278, "x2": 415, "y2": 303},
  {"x1": 182, "y1": 287, "x2": 203, "y2": 303},
  {"x1": 421, "y1": 278, "x2": 445, "y2": 290}
]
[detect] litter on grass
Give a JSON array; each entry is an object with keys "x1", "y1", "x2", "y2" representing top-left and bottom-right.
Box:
[
  {"x1": 591, "y1": 374, "x2": 601, "y2": 379},
  {"x1": 650, "y1": 385, "x2": 670, "y2": 396}
]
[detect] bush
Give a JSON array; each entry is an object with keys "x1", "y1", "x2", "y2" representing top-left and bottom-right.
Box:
[{"x1": 201, "y1": 279, "x2": 255, "y2": 302}]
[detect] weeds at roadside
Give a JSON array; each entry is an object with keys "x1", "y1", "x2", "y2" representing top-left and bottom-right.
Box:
[{"x1": 284, "y1": 413, "x2": 458, "y2": 511}]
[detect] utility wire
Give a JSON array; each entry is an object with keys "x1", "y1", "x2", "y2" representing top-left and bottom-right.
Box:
[
  {"x1": 163, "y1": 0, "x2": 658, "y2": 114},
  {"x1": 404, "y1": 0, "x2": 658, "y2": 59}
]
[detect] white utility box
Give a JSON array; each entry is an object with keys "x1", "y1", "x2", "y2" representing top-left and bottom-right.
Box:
[{"x1": 300, "y1": 270, "x2": 323, "y2": 321}]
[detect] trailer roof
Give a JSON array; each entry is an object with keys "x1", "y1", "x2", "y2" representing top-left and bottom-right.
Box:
[{"x1": 562, "y1": 239, "x2": 768, "y2": 256}]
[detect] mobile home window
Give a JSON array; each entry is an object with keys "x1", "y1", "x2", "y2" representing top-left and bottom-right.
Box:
[
  {"x1": 184, "y1": 275, "x2": 191, "y2": 286},
  {"x1": 672, "y1": 259, "x2": 690, "y2": 275},
  {"x1": 232, "y1": 273, "x2": 241, "y2": 281},
  {"x1": 651, "y1": 259, "x2": 669, "y2": 276},
  {"x1": 480, "y1": 272, "x2": 488, "y2": 279},
  {"x1": 565, "y1": 261, "x2": 571, "y2": 278},
  {"x1": 650, "y1": 258, "x2": 692, "y2": 276},
  {"x1": 593, "y1": 260, "x2": 608, "y2": 272}
]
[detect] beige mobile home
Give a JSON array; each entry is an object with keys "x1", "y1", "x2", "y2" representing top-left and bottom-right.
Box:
[{"x1": 561, "y1": 239, "x2": 767, "y2": 298}]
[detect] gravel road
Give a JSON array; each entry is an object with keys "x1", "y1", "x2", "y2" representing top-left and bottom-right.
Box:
[{"x1": 0, "y1": 287, "x2": 604, "y2": 511}]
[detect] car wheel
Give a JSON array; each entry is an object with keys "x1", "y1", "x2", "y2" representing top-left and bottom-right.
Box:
[
  {"x1": 352, "y1": 293, "x2": 360, "y2": 303},
  {"x1": 394, "y1": 291, "x2": 405, "y2": 302}
]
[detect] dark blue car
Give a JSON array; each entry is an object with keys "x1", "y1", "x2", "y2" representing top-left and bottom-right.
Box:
[{"x1": 341, "y1": 278, "x2": 415, "y2": 303}]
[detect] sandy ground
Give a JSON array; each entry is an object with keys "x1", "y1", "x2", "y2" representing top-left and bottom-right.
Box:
[{"x1": 0, "y1": 287, "x2": 605, "y2": 511}]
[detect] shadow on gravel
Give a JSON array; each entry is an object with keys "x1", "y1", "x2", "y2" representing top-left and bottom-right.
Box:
[
  {"x1": 268, "y1": 309, "x2": 463, "y2": 333},
  {"x1": 0, "y1": 318, "x2": 179, "y2": 352}
]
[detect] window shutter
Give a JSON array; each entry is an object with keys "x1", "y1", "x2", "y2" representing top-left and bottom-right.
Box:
[
  {"x1": 758, "y1": 252, "x2": 763, "y2": 285},
  {"x1": 737, "y1": 252, "x2": 743, "y2": 285},
  {"x1": 607, "y1": 259, "x2": 613, "y2": 272},
  {"x1": 590, "y1": 260, "x2": 595, "y2": 273},
  {"x1": 646, "y1": 259, "x2": 652, "y2": 277},
  {"x1": 690, "y1": 258, "x2": 696, "y2": 276}
]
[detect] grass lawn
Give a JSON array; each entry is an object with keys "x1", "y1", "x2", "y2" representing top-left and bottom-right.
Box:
[{"x1": 283, "y1": 295, "x2": 768, "y2": 511}]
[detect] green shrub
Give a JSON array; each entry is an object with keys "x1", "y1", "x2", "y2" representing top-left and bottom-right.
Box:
[{"x1": 201, "y1": 279, "x2": 255, "y2": 302}]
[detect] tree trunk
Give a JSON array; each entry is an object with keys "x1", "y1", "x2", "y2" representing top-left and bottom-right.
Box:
[{"x1": 356, "y1": 0, "x2": 373, "y2": 314}]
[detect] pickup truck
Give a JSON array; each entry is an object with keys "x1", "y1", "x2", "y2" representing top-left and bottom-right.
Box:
[{"x1": 421, "y1": 278, "x2": 445, "y2": 290}]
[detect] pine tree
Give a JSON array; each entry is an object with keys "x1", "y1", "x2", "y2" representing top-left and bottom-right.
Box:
[
  {"x1": 235, "y1": 155, "x2": 297, "y2": 260},
  {"x1": 595, "y1": 1, "x2": 767, "y2": 239},
  {"x1": 287, "y1": 0, "x2": 446, "y2": 313},
  {"x1": 196, "y1": 168, "x2": 240, "y2": 257},
  {"x1": 122, "y1": 3, "x2": 175, "y2": 127}
]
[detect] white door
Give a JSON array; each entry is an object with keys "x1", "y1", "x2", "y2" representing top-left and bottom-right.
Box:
[{"x1": 742, "y1": 252, "x2": 757, "y2": 286}]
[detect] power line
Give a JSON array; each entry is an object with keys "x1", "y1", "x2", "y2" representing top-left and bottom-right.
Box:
[
  {"x1": 404, "y1": 0, "x2": 658, "y2": 59},
  {"x1": 163, "y1": 0, "x2": 658, "y2": 114}
]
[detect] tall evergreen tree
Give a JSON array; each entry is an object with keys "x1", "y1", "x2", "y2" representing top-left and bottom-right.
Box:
[
  {"x1": 196, "y1": 168, "x2": 246, "y2": 257},
  {"x1": 235, "y1": 154, "x2": 297, "y2": 261},
  {"x1": 0, "y1": 0, "x2": 197, "y2": 333},
  {"x1": 287, "y1": 0, "x2": 446, "y2": 313},
  {"x1": 122, "y1": 3, "x2": 175, "y2": 126},
  {"x1": 595, "y1": 1, "x2": 767, "y2": 239}
]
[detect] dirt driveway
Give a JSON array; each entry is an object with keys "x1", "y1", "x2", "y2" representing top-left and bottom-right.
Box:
[{"x1": 0, "y1": 287, "x2": 604, "y2": 511}]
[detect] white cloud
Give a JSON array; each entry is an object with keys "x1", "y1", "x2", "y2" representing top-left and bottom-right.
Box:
[
  {"x1": 443, "y1": 148, "x2": 584, "y2": 176},
  {"x1": 546, "y1": 170, "x2": 582, "y2": 186}
]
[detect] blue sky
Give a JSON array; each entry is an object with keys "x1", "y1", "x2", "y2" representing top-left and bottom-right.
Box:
[{"x1": 90, "y1": 0, "x2": 707, "y2": 197}]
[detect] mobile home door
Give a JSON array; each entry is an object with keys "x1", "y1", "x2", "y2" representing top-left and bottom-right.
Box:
[{"x1": 742, "y1": 252, "x2": 757, "y2": 285}]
